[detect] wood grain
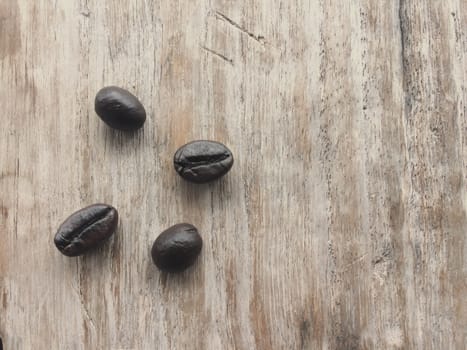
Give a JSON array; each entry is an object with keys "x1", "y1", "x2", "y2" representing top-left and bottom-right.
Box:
[{"x1": 0, "y1": 0, "x2": 465, "y2": 349}]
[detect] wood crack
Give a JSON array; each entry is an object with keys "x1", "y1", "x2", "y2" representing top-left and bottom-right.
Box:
[
  {"x1": 73, "y1": 267, "x2": 96, "y2": 333},
  {"x1": 215, "y1": 11, "x2": 265, "y2": 45},
  {"x1": 201, "y1": 46, "x2": 234, "y2": 65},
  {"x1": 398, "y1": 0, "x2": 409, "y2": 109},
  {"x1": 80, "y1": 0, "x2": 91, "y2": 17}
]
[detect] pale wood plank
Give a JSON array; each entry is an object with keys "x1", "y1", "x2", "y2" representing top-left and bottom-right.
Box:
[{"x1": 0, "y1": 0, "x2": 465, "y2": 349}]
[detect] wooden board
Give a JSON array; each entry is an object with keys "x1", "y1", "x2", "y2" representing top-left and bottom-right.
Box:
[{"x1": 1, "y1": 0, "x2": 466, "y2": 349}]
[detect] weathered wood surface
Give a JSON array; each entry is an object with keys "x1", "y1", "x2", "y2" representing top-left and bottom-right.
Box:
[{"x1": 0, "y1": 0, "x2": 465, "y2": 349}]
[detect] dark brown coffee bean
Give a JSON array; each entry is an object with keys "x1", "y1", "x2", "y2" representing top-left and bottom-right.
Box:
[
  {"x1": 54, "y1": 204, "x2": 118, "y2": 257},
  {"x1": 95, "y1": 86, "x2": 146, "y2": 131},
  {"x1": 174, "y1": 140, "x2": 234, "y2": 183},
  {"x1": 151, "y1": 223, "x2": 202, "y2": 272}
]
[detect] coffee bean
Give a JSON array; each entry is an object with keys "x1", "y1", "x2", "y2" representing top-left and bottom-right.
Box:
[
  {"x1": 95, "y1": 86, "x2": 146, "y2": 131},
  {"x1": 151, "y1": 223, "x2": 202, "y2": 272},
  {"x1": 54, "y1": 204, "x2": 118, "y2": 257},
  {"x1": 174, "y1": 140, "x2": 234, "y2": 183}
]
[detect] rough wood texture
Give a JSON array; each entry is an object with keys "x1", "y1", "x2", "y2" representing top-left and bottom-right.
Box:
[{"x1": 0, "y1": 0, "x2": 465, "y2": 349}]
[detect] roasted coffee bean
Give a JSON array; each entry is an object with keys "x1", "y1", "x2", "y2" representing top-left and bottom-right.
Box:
[
  {"x1": 95, "y1": 86, "x2": 146, "y2": 131},
  {"x1": 151, "y1": 223, "x2": 202, "y2": 272},
  {"x1": 174, "y1": 140, "x2": 234, "y2": 183},
  {"x1": 54, "y1": 204, "x2": 118, "y2": 257}
]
